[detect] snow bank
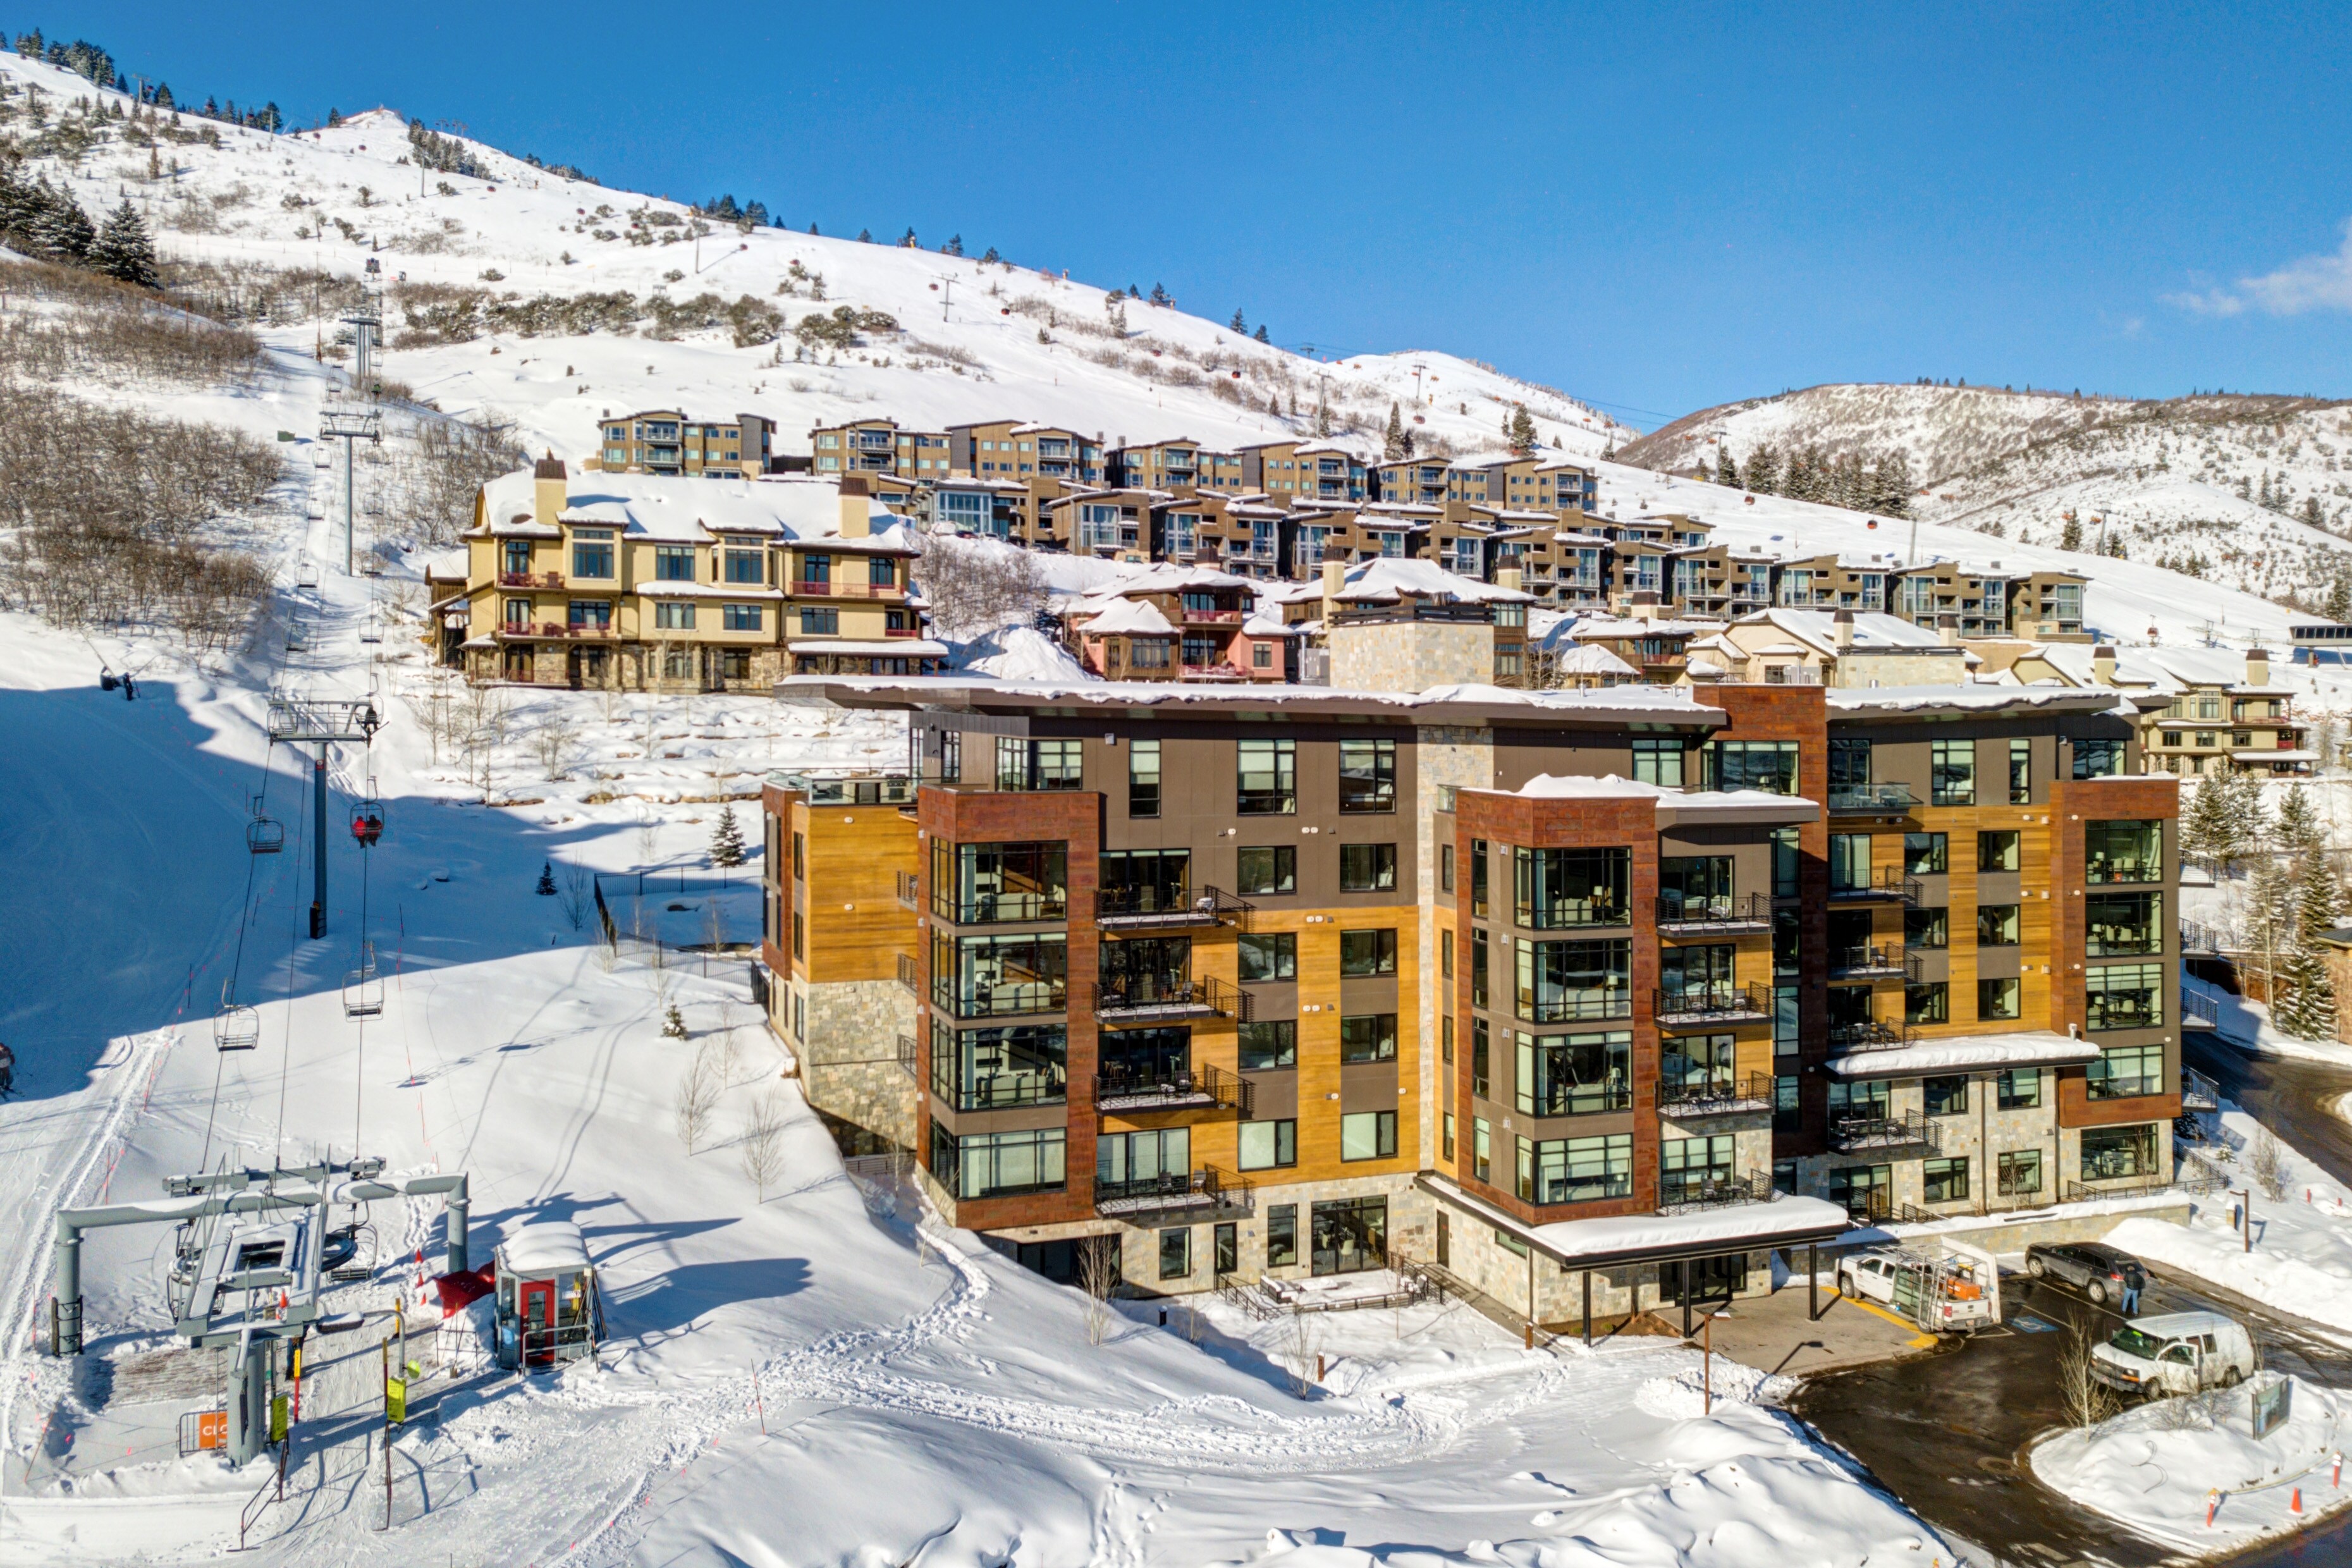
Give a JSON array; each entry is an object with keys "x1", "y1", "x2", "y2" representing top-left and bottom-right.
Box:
[{"x1": 2031, "y1": 1373, "x2": 2349, "y2": 1552}]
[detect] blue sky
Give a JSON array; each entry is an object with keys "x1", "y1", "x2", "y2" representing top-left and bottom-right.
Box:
[{"x1": 35, "y1": 2, "x2": 2352, "y2": 426}]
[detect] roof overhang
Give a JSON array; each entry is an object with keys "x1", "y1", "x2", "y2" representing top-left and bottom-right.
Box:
[{"x1": 1418, "y1": 1174, "x2": 1851, "y2": 1271}]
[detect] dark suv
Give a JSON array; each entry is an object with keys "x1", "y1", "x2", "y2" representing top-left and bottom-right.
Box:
[{"x1": 2025, "y1": 1241, "x2": 2146, "y2": 1307}]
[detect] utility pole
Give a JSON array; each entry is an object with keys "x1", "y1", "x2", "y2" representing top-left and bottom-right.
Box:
[
  {"x1": 266, "y1": 697, "x2": 381, "y2": 938},
  {"x1": 941, "y1": 276, "x2": 953, "y2": 321},
  {"x1": 319, "y1": 407, "x2": 382, "y2": 575}
]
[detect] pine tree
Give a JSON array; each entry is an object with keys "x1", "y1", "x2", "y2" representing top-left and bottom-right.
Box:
[
  {"x1": 25, "y1": 182, "x2": 94, "y2": 263},
  {"x1": 1744, "y1": 445, "x2": 1780, "y2": 495},
  {"x1": 1314, "y1": 396, "x2": 1332, "y2": 438},
  {"x1": 710, "y1": 803, "x2": 746, "y2": 868},
  {"x1": 1507, "y1": 404, "x2": 1538, "y2": 455},
  {"x1": 1266, "y1": 391, "x2": 1280, "y2": 416},
  {"x1": 980, "y1": 245, "x2": 1001, "y2": 264},
  {"x1": 809, "y1": 222, "x2": 821, "y2": 235},
  {"x1": 943, "y1": 233, "x2": 962, "y2": 256},
  {"x1": 1254, "y1": 324, "x2": 1269, "y2": 343},
  {"x1": 1714, "y1": 448, "x2": 1739, "y2": 487},
  {"x1": 1289, "y1": 391, "x2": 1299, "y2": 418},
  {"x1": 1230, "y1": 308, "x2": 1247, "y2": 333},
  {"x1": 661, "y1": 1003, "x2": 689, "y2": 1039},
  {"x1": 1149, "y1": 282, "x2": 1170, "y2": 305},
  {"x1": 2183, "y1": 770, "x2": 2236, "y2": 864},
  {"x1": 2326, "y1": 572, "x2": 2350, "y2": 624},
  {"x1": 85, "y1": 200, "x2": 157, "y2": 286},
  {"x1": 2272, "y1": 924, "x2": 2336, "y2": 1041},
  {"x1": 1384, "y1": 401, "x2": 1411, "y2": 461},
  {"x1": 855, "y1": 228, "x2": 872, "y2": 242},
  {"x1": 536, "y1": 861, "x2": 558, "y2": 897},
  {"x1": 2272, "y1": 781, "x2": 2325, "y2": 865},
  {"x1": 2059, "y1": 515, "x2": 2084, "y2": 551}
]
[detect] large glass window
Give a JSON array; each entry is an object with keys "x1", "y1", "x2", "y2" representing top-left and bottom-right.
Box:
[
  {"x1": 1904, "y1": 833, "x2": 1948, "y2": 874},
  {"x1": 1772, "y1": 828, "x2": 1800, "y2": 898},
  {"x1": 1129, "y1": 739, "x2": 1161, "y2": 818},
  {"x1": 1237, "y1": 738, "x2": 1296, "y2": 814},
  {"x1": 1997, "y1": 1067, "x2": 2042, "y2": 1108},
  {"x1": 2087, "y1": 891, "x2": 2163, "y2": 956},
  {"x1": 1658, "y1": 943, "x2": 1737, "y2": 1008},
  {"x1": 1238, "y1": 1020, "x2": 1296, "y2": 1070},
  {"x1": 1923, "y1": 1075, "x2": 1969, "y2": 1116},
  {"x1": 2079, "y1": 1122, "x2": 2159, "y2": 1180},
  {"x1": 1266, "y1": 1204, "x2": 1298, "y2": 1268},
  {"x1": 1098, "y1": 849, "x2": 1190, "y2": 917},
  {"x1": 1931, "y1": 739, "x2": 1975, "y2": 805},
  {"x1": 1703, "y1": 740, "x2": 1799, "y2": 794},
  {"x1": 2073, "y1": 738, "x2": 2125, "y2": 778},
  {"x1": 1340, "y1": 1014, "x2": 1397, "y2": 1063},
  {"x1": 1979, "y1": 903, "x2": 2021, "y2": 945},
  {"x1": 1660, "y1": 1134, "x2": 1736, "y2": 1204},
  {"x1": 2086, "y1": 963, "x2": 2164, "y2": 1031},
  {"x1": 1309, "y1": 1196, "x2": 1388, "y2": 1275},
  {"x1": 1099, "y1": 934, "x2": 1193, "y2": 1007},
  {"x1": 1237, "y1": 932, "x2": 1296, "y2": 982},
  {"x1": 654, "y1": 545, "x2": 695, "y2": 581},
  {"x1": 1238, "y1": 1119, "x2": 1297, "y2": 1170},
  {"x1": 1659, "y1": 1032, "x2": 1736, "y2": 1100},
  {"x1": 1829, "y1": 833, "x2": 1871, "y2": 891},
  {"x1": 1632, "y1": 738, "x2": 1685, "y2": 788},
  {"x1": 1471, "y1": 838, "x2": 1490, "y2": 917},
  {"x1": 934, "y1": 932, "x2": 1067, "y2": 1016},
  {"x1": 1518, "y1": 1133, "x2": 1633, "y2": 1204},
  {"x1": 1340, "y1": 1111, "x2": 1397, "y2": 1161},
  {"x1": 1235, "y1": 846, "x2": 1295, "y2": 895},
  {"x1": 1516, "y1": 939, "x2": 1632, "y2": 1021},
  {"x1": 1097, "y1": 1127, "x2": 1191, "y2": 1198},
  {"x1": 2086, "y1": 820, "x2": 2162, "y2": 883},
  {"x1": 934, "y1": 1122, "x2": 1066, "y2": 1200},
  {"x1": 1658, "y1": 856, "x2": 1734, "y2": 921},
  {"x1": 2009, "y1": 737, "x2": 2033, "y2": 803},
  {"x1": 933, "y1": 840, "x2": 1067, "y2": 922},
  {"x1": 1515, "y1": 1030, "x2": 1632, "y2": 1116},
  {"x1": 1978, "y1": 976, "x2": 2021, "y2": 1020},
  {"x1": 1829, "y1": 737, "x2": 1871, "y2": 792},
  {"x1": 994, "y1": 737, "x2": 1082, "y2": 791},
  {"x1": 1516, "y1": 846, "x2": 1631, "y2": 927},
  {"x1": 1338, "y1": 739, "x2": 1397, "y2": 812},
  {"x1": 570, "y1": 530, "x2": 615, "y2": 579},
  {"x1": 2089, "y1": 1042, "x2": 2166, "y2": 1099},
  {"x1": 1922, "y1": 1156, "x2": 1970, "y2": 1204},
  {"x1": 932, "y1": 1021, "x2": 1067, "y2": 1110},
  {"x1": 1906, "y1": 981, "x2": 1949, "y2": 1024},
  {"x1": 1340, "y1": 929, "x2": 1397, "y2": 977},
  {"x1": 1997, "y1": 1149, "x2": 2042, "y2": 1196},
  {"x1": 1978, "y1": 830, "x2": 2019, "y2": 872},
  {"x1": 1339, "y1": 843, "x2": 1398, "y2": 891},
  {"x1": 1097, "y1": 1026, "x2": 1191, "y2": 1090}
]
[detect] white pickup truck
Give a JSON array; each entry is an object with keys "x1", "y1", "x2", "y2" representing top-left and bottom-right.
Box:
[
  {"x1": 1837, "y1": 1241, "x2": 2001, "y2": 1333},
  {"x1": 2091, "y1": 1310, "x2": 2257, "y2": 1399}
]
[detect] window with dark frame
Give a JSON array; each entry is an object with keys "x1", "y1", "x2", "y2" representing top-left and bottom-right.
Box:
[
  {"x1": 1340, "y1": 1013, "x2": 1398, "y2": 1063},
  {"x1": 1129, "y1": 739, "x2": 1161, "y2": 818},
  {"x1": 1340, "y1": 843, "x2": 1399, "y2": 892},
  {"x1": 1235, "y1": 845, "x2": 1295, "y2": 895}
]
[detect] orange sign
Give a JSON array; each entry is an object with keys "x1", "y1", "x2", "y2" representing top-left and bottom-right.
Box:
[{"x1": 195, "y1": 1410, "x2": 227, "y2": 1450}]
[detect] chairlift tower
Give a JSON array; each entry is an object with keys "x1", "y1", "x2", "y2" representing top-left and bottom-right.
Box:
[
  {"x1": 266, "y1": 695, "x2": 381, "y2": 938},
  {"x1": 317, "y1": 405, "x2": 382, "y2": 576}
]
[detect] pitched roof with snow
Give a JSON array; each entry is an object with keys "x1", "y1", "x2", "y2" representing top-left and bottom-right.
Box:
[
  {"x1": 1078, "y1": 599, "x2": 1177, "y2": 637},
  {"x1": 1735, "y1": 608, "x2": 1948, "y2": 656},
  {"x1": 1265, "y1": 556, "x2": 1531, "y2": 607},
  {"x1": 474, "y1": 469, "x2": 898, "y2": 546}
]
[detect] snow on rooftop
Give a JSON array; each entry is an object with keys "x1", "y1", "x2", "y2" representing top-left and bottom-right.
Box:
[
  {"x1": 1078, "y1": 598, "x2": 1177, "y2": 637},
  {"x1": 1488, "y1": 774, "x2": 1820, "y2": 823},
  {"x1": 498, "y1": 1220, "x2": 592, "y2": 1275},
  {"x1": 476, "y1": 468, "x2": 901, "y2": 545},
  {"x1": 1822, "y1": 1031, "x2": 2100, "y2": 1079},
  {"x1": 1738, "y1": 608, "x2": 1949, "y2": 654},
  {"x1": 1553, "y1": 643, "x2": 1638, "y2": 675},
  {"x1": 1825, "y1": 684, "x2": 2145, "y2": 716},
  {"x1": 1267, "y1": 556, "x2": 1531, "y2": 606}
]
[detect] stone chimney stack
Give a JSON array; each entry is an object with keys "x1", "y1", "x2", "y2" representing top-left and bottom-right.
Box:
[
  {"x1": 532, "y1": 452, "x2": 567, "y2": 529},
  {"x1": 838, "y1": 472, "x2": 873, "y2": 539},
  {"x1": 2091, "y1": 643, "x2": 2117, "y2": 685},
  {"x1": 2246, "y1": 646, "x2": 2270, "y2": 687},
  {"x1": 1497, "y1": 565, "x2": 1524, "y2": 595},
  {"x1": 1937, "y1": 613, "x2": 1960, "y2": 647},
  {"x1": 1630, "y1": 589, "x2": 1662, "y2": 623},
  {"x1": 1832, "y1": 608, "x2": 1855, "y2": 652}
]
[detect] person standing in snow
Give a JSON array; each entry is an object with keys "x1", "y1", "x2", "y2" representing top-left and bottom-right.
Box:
[
  {"x1": 2119, "y1": 1275, "x2": 2141, "y2": 1316},
  {"x1": 0, "y1": 1041, "x2": 15, "y2": 1098}
]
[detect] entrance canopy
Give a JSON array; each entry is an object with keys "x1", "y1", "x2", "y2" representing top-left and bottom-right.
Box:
[{"x1": 1419, "y1": 1174, "x2": 1850, "y2": 1271}]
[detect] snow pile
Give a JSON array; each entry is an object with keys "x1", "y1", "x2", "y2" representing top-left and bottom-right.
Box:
[
  {"x1": 2105, "y1": 1107, "x2": 2352, "y2": 1331},
  {"x1": 953, "y1": 624, "x2": 1092, "y2": 680},
  {"x1": 2031, "y1": 1373, "x2": 2348, "y2": 1552},
  {"x1": 1635, "y1": 1361, "x2": 1798, "y2": 1419}
]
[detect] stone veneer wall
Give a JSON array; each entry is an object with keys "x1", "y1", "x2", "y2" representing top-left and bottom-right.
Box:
[
  {"x1": 800, "y1": 978, "x2": 919, "y2": 1153},
  {"x1": 1330, "y1": 621, "x2": 1495, "y2": 694}
]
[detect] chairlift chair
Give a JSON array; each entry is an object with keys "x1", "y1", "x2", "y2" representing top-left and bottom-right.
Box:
[
  {"x1": 296, "y1": 561, "x2": 319, "y2": 590},
  {"x1": 285, "y1": 622, "x2": 309, "y2": 652},
  {"x1": 246, "y1": 811, "x2": 285, "y2": 855},
  {"x1": 350, "y1": 792, "x2": 385, "y2": 848},
  {"x1": 343, "y1": 943, "x2": 384, "y2": 1019},
  {"x1": 214, "y1": 1001, "x2": 261, "y2": 1052}
]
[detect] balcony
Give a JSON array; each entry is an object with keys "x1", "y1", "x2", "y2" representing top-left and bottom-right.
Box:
[
  {"x1": 2179, "y1": 920, "x2": 2224, "y2": 954},
  {"x1": 1830, "y1": 1111, "x2": 1937, "y2": 1154},
  {"x1": 773, "y1": 771, "x2": 916, "y2": 805},
  {"x1": 1653, "y1": 983, "x2": 1771, "y2": 1027},
  {"x1": 2183, "y1": 989, "x2": 2220, "y2": 1030},
  {"x1": 498, "y1": 621, "x2": 618, "y2": 640},
  {"x1": 1094, "y1": 1062, "x2": 1247, "y2": 1115},
  {"x1": 1828, "y1": 944, "x2": 1915, "y2": 981},
  {"x1": 498, "y1": 570, "x2": 564, "y2": 589},
  {"x1": 895, "y1": 872, "x2": 919, "y2": 910},
  {"x1": 1655, "y1": 893, "x2": 1772, "y2": 934},
  {"x1": 2181, "y1": 1066, "x2": 2220, "y2": 1112},
  {"x1": 791, "y1": 580, "x2": 902, "y2": 599},
  {"x1": 1094, "y1": 1166, "x2": 1248, "y2": 1218},
  {"x1": 1827, "y1": 783, "x2": 1920, "y2": 814},
  {"x1": 1093, "y1": 974, "x2": 1248, "y2": 1024},
  {"x1": 1181, "y1": 606, "x2": 1246, "y2": 624},
  {"x1": 1657, "y1": 1169, "x2": 1778, "y2": 1215},
  {"x1": 1829, "y1": 869, "x2": 1921, "y2": 904},
  {"x1": 1827, "y1": 1017, "x2": 1917, "y2": 1051},
  {"x1": 1656, "y1": 1073, "x2": 1776, "y2": 1118},
  {"x1": 1096, "y1": 885, "x2": 1253, "y2": 931},
  {"x1": 935, "y1": 982, "x2": 1067, "y2": 1020}
]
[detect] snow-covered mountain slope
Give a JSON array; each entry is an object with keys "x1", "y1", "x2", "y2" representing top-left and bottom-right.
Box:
[
  {"x1": 1619, "y1": 383, "x2": 2352, "y2": 605},
  {"x1": 0, "y1": 57, "x2": 1631, "y2": 469}
]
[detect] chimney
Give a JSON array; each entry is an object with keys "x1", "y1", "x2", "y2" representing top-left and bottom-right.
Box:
[
  {"x1": 1832, "y1": 608, "x2": 1854, "y2": 652},
  {"x1": 838, "y1": 472, "x2": 873, "y2": 539},
  {"x1": 1497, "y1": 565, "x2": 1524, "y2": 595},
  {"x1": 2246, "y1": 647, "x2": 2270, "y2": 687},
  {"x1": 532, "y1": 451, "x2": 567, "y2": 529},
  {"x1": 2091, "y1": 644, "x2": 2117, "y2": 685},
  {"x1": 1937, "y1": 613, "x2": 1959, "y2": 647},
  {"x1": 1320, "y1": 555, "x2": 1345, "y2": 611},
  {"x1": 1629, "y1": 588, "x2": 1661, "y2": 623}
]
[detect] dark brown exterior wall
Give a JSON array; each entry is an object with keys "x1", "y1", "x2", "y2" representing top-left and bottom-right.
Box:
[
  {"x1": 760, "y1": 781, "x2": 797, "y2": 982},
  {"x1": 2050, "y1": 774, "x2": 2184, "y2": 1129},
  {"x1": 1452, "y1": 791, "x2": 1662, "y2": 1225},
  {"x1": 1711, "y1": 687, "x2": 1830, "y2": 1155},
  {"x1": 917, "y1": 788, "x2": 1103, "y2": 1230}
]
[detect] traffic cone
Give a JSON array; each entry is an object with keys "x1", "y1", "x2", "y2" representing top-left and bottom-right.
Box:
[
  {"x1": 2291, "y1": 1488, "x2": 2303, "y2": 1516},
  {"x1": 2207, "y1": 1489, "x2": 2220, "y2": 1528}
]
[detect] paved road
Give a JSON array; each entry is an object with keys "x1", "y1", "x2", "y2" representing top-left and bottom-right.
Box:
[{"x1": 1795, "y1": 1038, "x2": 2352, "y2": 1567}]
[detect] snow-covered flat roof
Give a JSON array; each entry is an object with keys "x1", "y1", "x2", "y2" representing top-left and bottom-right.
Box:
[
  {"x1": 499, "y1": 1220, "x2": 591, "y2": 1276},
  {"x1": 1823, "y1": 1030, "x2": 2100, "y2": 1081},
  {"x1": 789, "y1": 639, "x2": 950, "y2": 657},
  {"x1": 2235, "y1": 749, "x2": 2317, "y2": 762},
  {"x1": 1482, "y1": 773, "x2": 1820, "y2": 826},
  {"x1": 1420, "y1": 1175, "x2": 1849, "y2": 1267},
  {"x1": 1826, "y1": 685, "x2": 2145, "y2": 717},
  {"x1": 776, "y1": 675, "x2": 1724, "y2": 726}
]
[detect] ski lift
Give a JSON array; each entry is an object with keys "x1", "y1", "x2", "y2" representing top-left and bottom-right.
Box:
[
  {"x1": 246, "y1": 807, "x2": 285, "y2": 855},
  {"x1": 214, "y1": 983, "x2": 261, "y2": 1051},
  {"x1": 297, "y1": 559, "x2": 319, "y2": 590},
  {"x1": 358, "y1": 614, "x2": 383, "y2": 645},
  {"x1": 285, "y1": 621, "x2": 309, "y2": 652},
  {"x1": 350, "y1": 788, "x2": 385, "y2": 848},
  {"x1": 343, "y1": 943, "x2": 384, "y2": 1018}
]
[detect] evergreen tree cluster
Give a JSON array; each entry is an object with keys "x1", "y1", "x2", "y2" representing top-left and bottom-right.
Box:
[
  {"x1": 11, "y1": 30, "x2": 114, "y2": 88},
  {"x1": 698, "y1": 193, "x2": 773, "y2": 227},
  {"x1": 407, "y1": 119, "x2": 483, "y2": 178},
  {"x1": 0, "y1": 166, "x2": 156, "y2": 286},
  {"x1": 1737, "y1": 442, "x2": 1913, "y2": 517},
  {"x1": 1504, "y1": 403, "x2": 1538, "y2": 455},
  {"x1": 2251, "y1": 783, "x2": 2341, "y2": 1041},
  {"x1": 1383, "y1": 401, "x2": 1413, "y2": 460}
]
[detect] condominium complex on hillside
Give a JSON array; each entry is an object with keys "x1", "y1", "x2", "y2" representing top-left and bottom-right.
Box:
[{"x1": 759, "y1": 674, "x2": 2190, "y2": 1328}]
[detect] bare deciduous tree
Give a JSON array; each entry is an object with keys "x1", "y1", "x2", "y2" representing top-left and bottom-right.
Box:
[
  {"x1": 557, "y1": 863, "x2": 595, "y2": 933},
  {"x1": 915, "y1": 534, "x2": 1047, "y2": 639},
  {"x1": 2059, "y1": 1313, "x2": 2119, "y2": 1430},
  {"x1": 2250, "y1": 1126, "x2": 2288, "y2": 1201},
  {"x1": 1077, "y1": 1233, "x2": 1120, "y2": 1347},
  {"x1": 674, "y1": 1039, "x2": 723, "y2": 1154},
  {"x1": 737, "y1": 1087, "x2": 788, "y2": 1201},
  {"x1": 532, "y1": 707, "x2": 580, "y2": 780}
]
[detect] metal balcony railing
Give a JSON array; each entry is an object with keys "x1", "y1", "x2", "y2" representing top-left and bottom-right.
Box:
[
  {"x1": 934, "y1": 981, "x2": 1066, "y2": 1019},
  {"x1": 1655, "y1": 1072, "x2": 1776, "y2": 1117},
  {"x1": 1094, "y1": 1061, "x2": 1247, "y2": 1114},
  {"x1": 1830, "y1": 1111, "x2": 1937, "y2": 1153},
  {"x1": 1829, "y1": 869, "x2": 1921, "y2": 904},
  {"x1": 2181, "y1": 1066, "x2": 2220, "y2": 1112},
  {"x1": 1096, "y1": 885, "x2": 1253, "y2": 929},
  {"x1": 896, "y1": 953, "x2": 918, "y2": 994},
  {"x1": 895, "y1": 871, "x2": 919, "y2": 909},
  {"x1": 1828, "y1": 945, "x2": 1917, "y2": 981},
  {"x1": 2180, "y1": 920, "x2": 2224, "y2": 954},
  {"x1": 1094, "y1": 1165, "x2": 1249, "y2": 1216},
  {"x1": 896, "y1": 1033, "x2": 917, "y2": 1081},
  {"x1": 2183, "y1": 989, "x2": 2220, "y2": 1029},
  {"x1": 1653, "y1": 982, "x2": 1771, "y2": 1026},
  {"x1": 1827, "y1": 783, "x2": 1920, "y2": 813},
  {"x1": 774, "y1": 771, "x2": 916, "y2": 805},
  {"x1": 1827, "y1": 1017, "x2": 1918, "y2": 1051},
  {"x1": 1655, "y1": 892, "x2": 1772, "y2": 933},
  {"x1": 1657, "y1": 1169, "x2": 1778, "y2": 1215},
  {"x1": 1092, "y1": 973, "x2": 1248, "y2": 1022}
]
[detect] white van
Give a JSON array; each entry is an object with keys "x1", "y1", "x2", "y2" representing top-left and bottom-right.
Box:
[{"x1": 2090, "y1": 1310, "x2": 2256, "y2": 1398}]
